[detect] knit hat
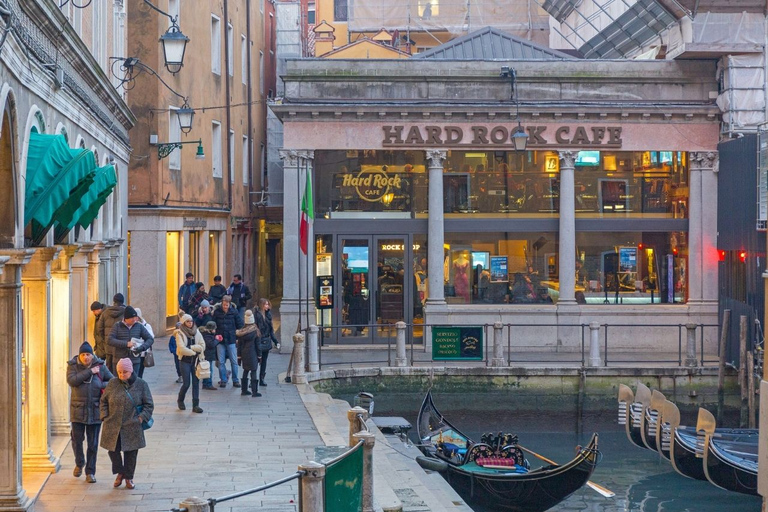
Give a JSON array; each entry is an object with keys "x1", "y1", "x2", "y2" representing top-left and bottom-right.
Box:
[
  {"x1": 113, "y1": 293, "x2": 125, "y2": 305},
  {"x1": 181, "y1": 314, "x2": 193, "y2": 324},
  {"x1": 205, "y1": 321, "x2": 217, "y2": 331},
  {"x1": 200, "y1": 299, "x2": 211, "y2": 308},
  {"x1": 90, "y1": 301, "x2": 103, "y2": 311},
  {"x1": 116, "y1": 358, "x2": 133, "y2": 373},
  {"x1": 244, "y1": 309, "x2": 255, "y2": 325},
  {"x1": 123, "y1": 306, "x2": 138, "y2": 319},
  {"x1": 79, "y1": 342, "x2": 94, "y2": 355}
]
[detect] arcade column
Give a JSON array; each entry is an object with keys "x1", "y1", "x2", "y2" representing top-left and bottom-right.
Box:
[
  {"x1": 425, "y1": 149, "x2": 447, "y2": 307},
  {"x1": 50, "y1": 246, "x2": 78, "y2": 436}
]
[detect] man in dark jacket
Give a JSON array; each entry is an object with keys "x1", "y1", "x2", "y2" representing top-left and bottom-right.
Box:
[
  {"x1": 90, "y1": 301, "x2": 106, "y2": 359},
  {"x1": 208, "y1": 275, "x2": 227, "y2": 305},
  {"x1": 67, "y1": 342, "x2": 113, "y2": 483},
  {"x1": 108, "y1": 306, "x2": 154, "y2": 370},
  {"x1": 101, "y1": 293, "x2": 126, "y2": 372},
  {"x1": 227, "y1": 274, "x2": 252, "y2": 321},
  {"x1": 178, "y1": 272, "x2": 196, "y2": 311},
  {"x1": 212, "y1": 296, "x2": 243, "y2": 388}
]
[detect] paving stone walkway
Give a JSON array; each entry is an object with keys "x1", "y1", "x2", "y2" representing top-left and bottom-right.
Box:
[{"x1": 34, "y1": 337, "x2": 321, "y2": 512}]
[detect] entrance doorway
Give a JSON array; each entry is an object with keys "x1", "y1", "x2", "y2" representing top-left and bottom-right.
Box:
[{"x1": 333, "y1": 235, "x2": 415, "y2": 343}]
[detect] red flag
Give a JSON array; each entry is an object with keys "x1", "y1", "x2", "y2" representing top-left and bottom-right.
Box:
[{"x1": 299, "y1": 171, "x2": 313, "y2": 255}]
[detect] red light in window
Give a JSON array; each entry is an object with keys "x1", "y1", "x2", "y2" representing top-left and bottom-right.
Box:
[
  {"x1": 718, "y1": 250, "x2": 726, "y2": 262},
  {"x1": 672, "y1": 248, "x2": 678, "y2": 256},
  {"x1": 638, "y1": 243, "x2": 644, "y2": 250},
  {"x1": 740, "y1": 251, "x2": 747, "y2": 262}
]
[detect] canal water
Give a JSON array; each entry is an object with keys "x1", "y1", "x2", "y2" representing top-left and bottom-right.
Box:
[{"x1": 366, "y1": 393, "x2": 762, "y2": 512}]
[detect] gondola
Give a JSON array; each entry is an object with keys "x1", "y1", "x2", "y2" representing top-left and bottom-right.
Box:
[
  {"x1": 416, "y1": 391, "x2": 601, "y2": 512},
  {"x1": 698, "y1": 408, "x2": 759, "y2": 496},
  {"x1": 617, "y1": 383, "x2": 651, "y2": 450}
]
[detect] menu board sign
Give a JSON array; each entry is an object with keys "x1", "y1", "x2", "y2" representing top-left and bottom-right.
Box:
[{"x1": 432, "y1": 326, "x2": 483, "y2": 361}]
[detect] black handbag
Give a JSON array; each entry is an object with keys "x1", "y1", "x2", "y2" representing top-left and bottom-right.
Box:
[{"x1": 258, "y1": 336, "x2": 272, "y2": 353}]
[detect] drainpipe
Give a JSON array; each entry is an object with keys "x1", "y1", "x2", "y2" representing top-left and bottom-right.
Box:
[
  {"x1": 224, "y1": 0, "x2": 233, "y2": 212},
  {"x1": 246, "y1": 0, "x2": 254, "y2": 203}
]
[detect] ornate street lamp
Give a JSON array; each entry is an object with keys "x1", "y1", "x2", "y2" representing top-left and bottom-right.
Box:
[
  {"x1": 157, "y1": 139, "x2": 205, "y2": 161},
  {"x1": 176, "y1": 101, "x2": 195, "y2": 134},
  {"x1": 144, "y1": 0, "x2": 189, "y2": 74}
]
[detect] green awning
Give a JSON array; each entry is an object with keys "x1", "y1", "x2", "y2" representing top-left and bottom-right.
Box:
[
  {"x1": 24, "y1": 133, "x2": 97, "y2": 229},
  {"x1": 54, "y1": 164, "x2": 115, "y2": 232},
  {"x1": 72, "y1": 165, "x2": 117, "y2": 229}
]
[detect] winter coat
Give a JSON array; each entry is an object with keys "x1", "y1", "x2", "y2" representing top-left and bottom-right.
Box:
[
  {"x1": 227, "y1": 282, "x2": 252, "y2": 309},
  {"x1": 175, "y1": 328, "x2": 205, "y2": 364},
  {"x1": 100, "y1": 305, "x2": 125, "y2": 357},
  {"x1": 185, "y1": 290, "x2": 208, "y2": 315},
  {"x1": 208, "y1": 284, "x2": 228, "y2": 305},
  {"x1": 108, "y1": 321, "x2": 154, "y2": 368},
  {"x1": 236, "y1": 324, "x2": 261, "y2": 371},
  {"x1": 178, "y1": 282, "x2": 195, "y2": 309},
  {"x1": 212, "y1": 305, "x2": 243, "y2": 345},
  {"x1": 195, "y1": 311, "x2": 213, "y2": 327},
  {"x1": 100, "y1": 375, "x2": 153, "y2": 452},
  {"x1": 139, "y1": 321, "x2": 154, "y2": 357},
  {"x1": 67, "y1": 356, "x2": 113, "y2": 424},
  {"x1": 254, "y1": 310, "x2": 278, "y2": 353},
  {"x1": 199, "y1": 327, "x2": 217, "y2": 362},
  {"x1": 93, "y1": 312, "x2": 107, "y2": 358}
]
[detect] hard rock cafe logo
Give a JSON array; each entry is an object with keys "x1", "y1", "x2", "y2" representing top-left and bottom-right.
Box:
[{"x1": 341, "y1": 167, "x2": 402, "y2": 202}]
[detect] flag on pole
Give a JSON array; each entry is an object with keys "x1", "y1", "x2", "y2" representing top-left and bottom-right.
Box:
[{"x1": 299, "y1": 171, "x2": 314, "y2": 255}]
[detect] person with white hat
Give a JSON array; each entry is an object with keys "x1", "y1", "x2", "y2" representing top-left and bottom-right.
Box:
[
  {"x1": 133, "y1": 308, "x2": 154, "y2": 378},
  {"x1": 174, "y1": 314, "x2": 205, "y2": 412},
  {"x1": 236, "y1": 309, "x2": 262, "y2": 397}
]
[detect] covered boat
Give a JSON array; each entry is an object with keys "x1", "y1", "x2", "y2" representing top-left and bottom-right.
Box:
[
  {"x1": 698, "y1": 408, "x2": 759, "y2": 496},
  {"x1": 416, "y1": 391, "x2": 601, "y2": 512}
]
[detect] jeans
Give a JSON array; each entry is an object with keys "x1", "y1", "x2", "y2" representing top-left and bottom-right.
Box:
[
  {"x1": 137, "y1": 357, "x2": 145, "y2": 378},
  {"x1": 259, "y1": 349, "x2": 270, "y2": 380},
  {"x1": 178, "y1": 360, "x2": 200, "y2": 402},
  {"x1": 71, "y1": 422, "x2": 101, "y2": 475},
  {"x1": 238, "y1": 306, "x2": 246, "y2": 323},
  {"x1": 108, "y1": 434, "x2": 138, "y2": 479},
  {"x1": 202, "y1": 376, "x2": 213, "y2": 388},
  {"x1": 216, "y1": 343, "x2": 239, "y2": 384}
]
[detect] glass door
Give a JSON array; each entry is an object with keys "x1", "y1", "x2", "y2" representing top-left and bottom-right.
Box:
[
  {"x1": 373, "y1": 237, "x2": 408, "y2": 343},
  {"x1": 337, "y1": 237, "x2": 372, "y2": 342}
]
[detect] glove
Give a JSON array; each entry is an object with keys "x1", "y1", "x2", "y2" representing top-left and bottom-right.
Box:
[
  {"x1": 275, "y1": 343, "x2": 281, "y2": 351},
  {"x1": 192, "y1": 345, "x2": 203, "y2": 353}
]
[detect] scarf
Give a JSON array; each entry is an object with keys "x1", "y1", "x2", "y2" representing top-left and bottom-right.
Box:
[{"x1": 180, "y1": 322, "x2": 198, "y2": 339}]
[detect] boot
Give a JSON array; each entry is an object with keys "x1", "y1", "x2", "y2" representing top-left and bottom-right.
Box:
[
  {"x1": 241, "y1": 378, "x2": 251, "y2": 396},
  {"x1": 259, "y1": 378, "x2": 268, "y2": 387},
  {"x1": 192, "y1": 399, "x2": 203, "y2": 414},
  {"x1": 177, "y1": 399, "x2": 186, "y2": 411}
]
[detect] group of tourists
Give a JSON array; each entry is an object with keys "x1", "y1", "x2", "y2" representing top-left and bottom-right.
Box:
[
  {"x1": 68, "y1": 292, "x2": 155, "y2": 489},
  {"x1": 172, "y1": 273, "x2": 279, "y2": 408}
]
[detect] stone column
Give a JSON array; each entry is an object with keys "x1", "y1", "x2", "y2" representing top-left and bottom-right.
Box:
[
  {"x1": 425, "y1": 150, "x2": 447, "y2": 306},
  {"x1": 279, "y1": 150, "x2": 316, "y2": 351},
  {"x1": 88, "y1": 243, "x2": 104, "y2": 306},
  {"x1": 199, "y1": 230, "x2": 210, "y2": 286},
  {"x1": 352, "y1": 431, "x2": 376, "y2": 512},
  {"x1": 0, "y1": 250, "x2": 33, "y2": 511},
  {"x1": 21, "y1": 246, "x2": 61, "y2": 472},
  {"x1": 50, "y1": 246, "x2": 78, "y2": 436},
  {"x1": 687, "y1": 153, "x2": 705, "y2": 304},
  {"x1": 98, "y1": 241, "x2": 113, "y2": 302},
  {"x1": 693, "y1": 152, "x2": 719, "y2": 305},
  {"x1": 71, "y1": 244, "x2": 93, "y2": 350},
  {"x1": 109, "y1": 241, "x2": 122, "y2": 299},
  {"x1": 558, "y1": 151, "x2": 576, "y2": 305}
]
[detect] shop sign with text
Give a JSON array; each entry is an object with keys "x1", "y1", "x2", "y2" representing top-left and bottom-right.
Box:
[
  {"x1": 382, "y1": 125, "x2": 623, "y2": 148},
  {"x1": 341, "y1": 166, "x2": 402, "y2": 202}
]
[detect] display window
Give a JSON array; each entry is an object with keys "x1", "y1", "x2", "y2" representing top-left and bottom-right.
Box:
[
  {"x1": 442, "y1": 232, "x2": 560, "y2": 305},
  {"x1": 575, "y1": 231, "x2": 687, "y2": 304}
]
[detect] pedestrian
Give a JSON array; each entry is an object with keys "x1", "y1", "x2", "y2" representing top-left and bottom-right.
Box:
[
  {"x1": 175, "y1": 314, "x2": 205, "y2": 413},
  {"x1": 168, "y1": 310, "x2": 185, "y2": 384},
  {"x1": 254, "y1": 298, "x2": 279, "y2": 388},
  {"x1": 236, "y1": 310, "x2": 262, "y2": 397},
  {"x1": 100, "y1": 358, "x2": 153, "y2": 490},
  {"x1": 195, "y1": 300, "x2": 213, "y2": 327},
  {"x1": 227, "y1": 274, "x2": 252, "y2": 321},
  {"x1": 178, "y1": 272, "x2": 195, "y2": 312},
  {"x1": 90, "y1": 301, "x2": 106, "y2": 359},
  {"x1": 185, "y1": 282, "x2": 207, "y2": 315},
  {"x1": 100, "y1": 293, "x2": 126, "y2": 373},
  {"x1": 67, "y1": 341, "x2": 113, "y2": 483},
  {"x1": 212, "y1": 295, "x2": 243, "y2": 388},
  {"x1": 132, "y1": 308, "x2": 154, "y2": 378},
  {"x1": 108, "y1": 306, "x2": 154, "y2": 371},
  {"x1": 208, "y1": 275, "x2": 227, "y2": 305},
  {"x1": 199, "y1": 321, "x2": 218, "y2": 391}
]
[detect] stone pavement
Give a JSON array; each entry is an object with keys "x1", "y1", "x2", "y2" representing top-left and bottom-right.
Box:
[{"x1": 34, "y1": 337, "x2": 322, "y2": 512}]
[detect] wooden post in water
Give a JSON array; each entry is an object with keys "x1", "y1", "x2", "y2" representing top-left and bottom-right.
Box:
[
  {"x1": 716, "y1": 309, "x2": 730, "y2": 424},
  {"x1": 739, "y1": 315, "x2": 748, "y2": 428},
  {"x1": 747, "y1": 353, "x2": 755, "y2": 428}
]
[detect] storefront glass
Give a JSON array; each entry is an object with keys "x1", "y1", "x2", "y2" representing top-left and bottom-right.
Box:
[
  {"x1": 443, "y1": 232, "x2": 560, "y2": 304},
  {"x1": 575, "y1": 231, "x2": 687, "y2": 304},
  {"x1": 574, "y1": 151, "x2": 688, "y2": 217}
]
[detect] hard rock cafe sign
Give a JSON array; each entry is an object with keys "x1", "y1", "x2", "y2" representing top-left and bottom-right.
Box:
[
  {"x1": 382, "y1": 124, "x2": 623, "y2": 148},
  {"x1": 341, "y1": 167, "x2": 402, "y2": 202}
]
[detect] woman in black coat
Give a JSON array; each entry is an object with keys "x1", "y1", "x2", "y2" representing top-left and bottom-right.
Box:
[
  {"x1": 199, "y1": 320, "x2": 218, "y2": 391},
  {"x1": 236, "y1": 310, "x2": 261, "y2": 397},
  {"x1": 67, "y1": 342, "x2": 113, "y2": 482},
  {"x1": 254, "y1": 299, "x2": 279, "y2": 387}
]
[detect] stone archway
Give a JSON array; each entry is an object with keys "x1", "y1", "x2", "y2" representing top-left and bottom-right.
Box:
[{"x1": 0, "y1": 102, "x2": 17, "y2": 248}]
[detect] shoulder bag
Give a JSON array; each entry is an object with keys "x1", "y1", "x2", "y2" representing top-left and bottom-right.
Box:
[
  {"x1": 123, "y1": 387, "x2": 153, "y2": 430},
  {"x1": 196, "y1": 355, "x2": 211, "y2": 380},
  {"x1": 143, "y1": 347, "x2": 155, "y2": 368}
]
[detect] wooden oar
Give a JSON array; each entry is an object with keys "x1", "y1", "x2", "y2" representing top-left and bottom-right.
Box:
[{"x1": 518, "y1": 445, "x2": 615, "y2": 498}]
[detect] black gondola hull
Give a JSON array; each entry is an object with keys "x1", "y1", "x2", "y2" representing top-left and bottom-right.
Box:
[{"x1": 704, "y1": 439, "x2": 759, "y2": 496}]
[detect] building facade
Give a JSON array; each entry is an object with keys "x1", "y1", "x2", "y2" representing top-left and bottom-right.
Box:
[
  {"x1": 272, "y1": 55, "x2": 721, "y2": 353},
  {"x1": 0, "y1": 1, "x2": 133, "y2": 509},
  {"x1": 126, "y1": 0, "x2": 267, "y2": 331}
]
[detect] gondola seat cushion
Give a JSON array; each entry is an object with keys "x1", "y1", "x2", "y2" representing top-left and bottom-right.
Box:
[{"x1": 475, "y1": 457, "x2": 529, "y2": 472}]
